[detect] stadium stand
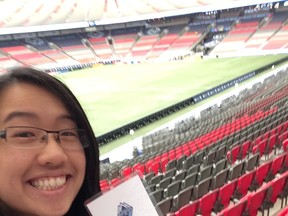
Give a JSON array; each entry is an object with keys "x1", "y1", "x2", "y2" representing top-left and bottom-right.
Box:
[
  {"x1": 0, "y1": 1, "x2": 288, "y2": 215},
  {"x1": 98, "y1": 66, "x2": 288, "y2": 215},
  {"x1": 0, "y1": 2, "x2": 287, "y2": 71},
  {"x1": 110, "y1": 27, "x2": 140, "y2": 59},
  {"x1": 210, "y1": 5, "x2": 288, "y2": 57}
]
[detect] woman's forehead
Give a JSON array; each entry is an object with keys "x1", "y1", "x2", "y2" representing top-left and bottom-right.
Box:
[{"x1": 0, "y1": 83, "x2": 74, "y2": 126}]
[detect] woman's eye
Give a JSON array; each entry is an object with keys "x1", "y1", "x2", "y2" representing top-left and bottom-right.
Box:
[
  {"x1": 62, "y1": 131, "x2": 77, "y2": 137},
  {"x1": 14, "y1": 132, "x2": 35, "y2": 138}
]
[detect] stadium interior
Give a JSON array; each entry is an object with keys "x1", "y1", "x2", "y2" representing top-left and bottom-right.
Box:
[{"x1": 0, "y1": 0, "x2": 288, "y2": 215}]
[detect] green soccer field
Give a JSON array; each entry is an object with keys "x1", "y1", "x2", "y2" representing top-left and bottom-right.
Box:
[{"x1": 55, "y1": 54, "x2": 288, "y2": 143}]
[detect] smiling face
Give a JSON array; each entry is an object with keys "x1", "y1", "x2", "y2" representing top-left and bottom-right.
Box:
[{"x1": 0, "y1": 82, "x2": 86, "y2": 216}]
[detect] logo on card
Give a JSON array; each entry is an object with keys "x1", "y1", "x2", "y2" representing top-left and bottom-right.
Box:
[{"x1": 117, "y1": 202, "x2": 133, "y2": 216}]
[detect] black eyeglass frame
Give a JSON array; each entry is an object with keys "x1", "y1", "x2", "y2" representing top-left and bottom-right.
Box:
[{"x1": 0, "y1": 126, "x2": 89, "y2": 149}]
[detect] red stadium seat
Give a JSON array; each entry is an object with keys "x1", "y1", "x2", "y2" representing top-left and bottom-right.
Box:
[
  {"x1": 267, "y1": 153, "x2": 285, "y2": 181},
  {"x1": 252, "y1": 160, "x2": 272, "y2": 190},
  {"x1": 283, "y1": 139, "x2": 288, "y2": 152},
  {"x1": 221, "y1": 198, "x2": 247, "y2": 216},
  {"x1": 235, "y1": 170, "x2": 255, "y2": 199},
  {"x1": 240, "y1": 140, "x2": 251, "y2": 160},
  {"x1": 133, "y1": 163, "x2": 146, "y2": 178},
  {"x1": 246, "y1": 185, "x2": 269, "y2": 216},
  {"x1": 252, "y1": 138, "x2": 267, "y2": 158},
  {"x1": 199, "y1": 188, "x2": 219, "y2": 216},
  {"x1": 262, "y1": 172, "x2": 286, "y2": 215},
  {"x1": 110, "y1": 177, "x2": 122, "y2": 187},
  {"x1": 265, "y1": 133, "x2": 278, "y2": 159},
  {"x1": 121, "y1": 166, "x2": 133, "y2": 179},
  {"x1": 218, "y1": 179, "x2": 237, "y2": 211},
  {"x1": 227, "y1": 145, "x2": 240, "y2": 164},
  {"x1": 174, "y1": 200, "x2": 199, "y2": 216},
  {"x1": 160, "y1": 156, "x2": 169, "y2": 173}
]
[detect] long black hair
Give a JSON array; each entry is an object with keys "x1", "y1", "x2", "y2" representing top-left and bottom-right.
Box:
[{"x1": 0, "y1": 67, "x2": 100, "y2": 216}]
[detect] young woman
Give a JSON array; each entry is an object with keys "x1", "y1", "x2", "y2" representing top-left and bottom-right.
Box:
[{"x1": 0, "y1": 67, "x2": 100, "y2": 215}]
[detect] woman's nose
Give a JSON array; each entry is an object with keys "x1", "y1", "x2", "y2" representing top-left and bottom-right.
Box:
[{"x1": 37, "y1": 134, "x2": 68, "y2": 167}]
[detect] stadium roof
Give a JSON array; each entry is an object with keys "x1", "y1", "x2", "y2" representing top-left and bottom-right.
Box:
[{"x1": 0, "y1": 0, "x2": 286, "y2": 34}]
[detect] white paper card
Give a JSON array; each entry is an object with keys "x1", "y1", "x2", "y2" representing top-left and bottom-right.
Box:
[{"x1": 85, "y1": 175, "x2": 160, "y2": 216}]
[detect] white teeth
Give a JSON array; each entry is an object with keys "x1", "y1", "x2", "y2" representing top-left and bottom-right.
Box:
[{"x1": 31, "y1": 176, "x2": 66, "y2": 191}]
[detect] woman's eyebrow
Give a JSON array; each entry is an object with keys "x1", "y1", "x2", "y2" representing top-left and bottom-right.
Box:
[
  {"x1": 3, "y1": 111, "x2": 37, "y2": 124},
  {"x1": 56, "y1": 114, "x2": 75, "y2": 122},
  {"x1": 3, "y1": 112, "x2": 74, "y2": 124}
]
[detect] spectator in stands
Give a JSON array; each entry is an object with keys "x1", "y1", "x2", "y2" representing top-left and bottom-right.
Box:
[{"x1": 0, "y1": 67, "x2": 100, "y2": 216}]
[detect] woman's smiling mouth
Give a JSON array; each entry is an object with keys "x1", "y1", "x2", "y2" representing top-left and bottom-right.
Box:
[{"x1": 30, "y1": 176, "x2": 68, "y2": 191}]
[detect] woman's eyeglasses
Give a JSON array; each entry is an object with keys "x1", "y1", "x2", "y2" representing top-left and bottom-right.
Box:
[{"x1": 0, "y1": 126, "x2": 89, "y2": 150}]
